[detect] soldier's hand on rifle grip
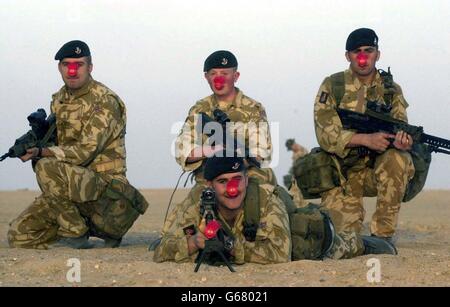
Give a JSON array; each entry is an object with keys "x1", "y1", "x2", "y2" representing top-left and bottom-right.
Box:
[
  {"x1": 19, "y1": 147, "x2": 39, "y2": 162},
  {"x1": 393, "y1": 131, "x2": 413, "y2": 151},
  {"x1": 364, "y1": 132, "x2": 394, "y2": 152},
  {"x1": 187, "y1": 232, "x2": 207, "y2": 255}
]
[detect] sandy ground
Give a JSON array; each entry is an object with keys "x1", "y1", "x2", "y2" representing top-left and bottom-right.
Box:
[{"x1": 0, "y1": 188, "x2": 449, "y2": 287}]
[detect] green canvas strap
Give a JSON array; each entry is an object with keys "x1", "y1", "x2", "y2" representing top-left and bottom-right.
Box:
[
  {"x1": 243, "y1": 177, "x2": 261, "y2": 242},
  {"x1": 330, "y1": 72, "x2": 345, "y2": 107},
  {"x1": 330, "y1": 69, "x2": 397, "y2": 108}
]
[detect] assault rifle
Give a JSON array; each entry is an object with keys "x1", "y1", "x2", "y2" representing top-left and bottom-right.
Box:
[
  {"x1": 0, "y1": 109, "x2": 57, "y2": 162},
  {"x1": 198, "y1": 109, "x2": 261, "y2": 168},
  {"x1": 336, "y1": 101, "x2": 450, "y2": 155},
  {"x1": 194, "y1": 188, "x2": 235, "y2": 272}
]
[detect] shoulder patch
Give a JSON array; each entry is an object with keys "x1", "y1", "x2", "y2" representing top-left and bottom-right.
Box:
[{"x1": 319, "y1": 91, "x2": 329, "y2": 104}]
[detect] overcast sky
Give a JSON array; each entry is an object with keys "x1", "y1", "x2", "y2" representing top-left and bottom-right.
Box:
[{"x1": 0, "y1": 0, "x2": 449, "y2": 190}]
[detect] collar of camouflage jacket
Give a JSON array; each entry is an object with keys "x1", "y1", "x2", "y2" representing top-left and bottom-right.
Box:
[
  {"x1": 217, "y1": 208, "x2": 244, "y2": 238},
  {"x1": 212, "y1": 87, "x2": 243, "y2": 110},
  {"x1": 62, "y1": 76, "x2": 94, "y2": 101},
  {"x1": 346, "y1": 68, "x2": 383, "y2": 91}
]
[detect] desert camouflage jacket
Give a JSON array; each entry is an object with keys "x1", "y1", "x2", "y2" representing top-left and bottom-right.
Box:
[
  {"x1": 175, "y1": 88, "x2": 273, "y2": 182},
  {"x1": 48, "y1": 77, "x2": 127, "y2": 176},
  {"x1": 314, "y1": 68, "x2": 409, "y2": 159}
]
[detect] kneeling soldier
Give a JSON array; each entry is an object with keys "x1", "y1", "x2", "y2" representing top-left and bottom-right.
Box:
[{"x1": 8, "y1": 40, "x2": 148, "y2": 249}]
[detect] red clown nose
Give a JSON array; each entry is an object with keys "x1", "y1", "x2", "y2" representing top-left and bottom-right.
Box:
[
  {"x1": 67, "y1": 62, "x2": 79, "y2": 77},
  {"x1": 226, "y1": 178, "x2": 240, "y2": 197},
  {"x1": 204, "y1": 220, "x2": 221, "y2": 239},
  {"x1": 356, "y1": 52, "x2": 368, "y2": 67},
  {"x1": 213, "y1": 76, "x2": 226, "y2": 90}
]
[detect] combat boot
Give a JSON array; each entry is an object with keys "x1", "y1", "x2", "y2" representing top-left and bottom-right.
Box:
[
  {"x1": 59, "y1": 233, "x2": 94, "y2": 249},
  {"x1": 362, "y1": 235, "x2": 398, "y2": 255},
  {"x1": 371, "y1": 234, "x2": 396, "y2": 245},
  {"x1": 148, "y1": 237, "x2": 162, "y2": 251},
  {"x1": 104, "y1": 237, "x2": 122, "y2": 248}
]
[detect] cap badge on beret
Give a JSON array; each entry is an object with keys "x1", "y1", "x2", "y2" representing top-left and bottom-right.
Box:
[
  {"x1": 54, "y1": 40, "x2": 91, "y2": 61},
  {"x1": 203, "y1": 50, "x2": 238, "y2": 72},
  {"x1": 203, "y1": 154, "x2": 245, "y2": 180}
]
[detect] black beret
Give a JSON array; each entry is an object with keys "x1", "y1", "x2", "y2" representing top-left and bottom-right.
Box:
[
  {"x1": 204, "y1": 154, "x2": 245, "y2": 181},
  {"x1": 55, "y1": 40, "x2": 91, "y2": 61},
  {"x1": 346, "y1": 28, "x2": 378, "y2": 51},
  {"x1": 203, "y1": 50, "x2": 238, "y2": 72}
]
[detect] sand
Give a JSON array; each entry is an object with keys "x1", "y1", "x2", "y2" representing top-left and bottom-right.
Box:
[{"x1": 0, "y1": 189, "x2": 449, "y2": 287}]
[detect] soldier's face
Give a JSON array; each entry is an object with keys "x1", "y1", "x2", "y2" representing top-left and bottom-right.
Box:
[
  {"x1": 204, "y1": 68, "x2": 240, "y2": 96},
  {"x1": 346, "y1": 46, "x2": 380, "y2": 77},
  {"x1": 209, "y1": 172, "x2": 248, "y2": 212},
  {"x1": 292, "y1": 143, "x2": 301, "y2": 152},
  {"x1": 58, "y1": 57, "x2": 93, "y2": 90}
]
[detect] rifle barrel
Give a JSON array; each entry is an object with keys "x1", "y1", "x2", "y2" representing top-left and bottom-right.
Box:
[
  {"x1": 421, "y1": 133, "x2": 450, "y2": 151},
  {"x1": 431, "y1": 148, "x2": 450, "y2": 155}
]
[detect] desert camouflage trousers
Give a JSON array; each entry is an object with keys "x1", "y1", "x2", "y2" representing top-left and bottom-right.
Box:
[
  {"x1": 321, "y1": 149, "x2": 415, "y2": 237},
  {"x1": 8, "y1": 158, "x2": 120, "y2": 249},
  {"x1": 328, "y1": 231, "x2": 365, "y2": 259}
]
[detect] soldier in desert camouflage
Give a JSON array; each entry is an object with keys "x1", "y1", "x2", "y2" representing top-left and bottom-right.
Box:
[
  {"x1": 314, "y1": 28, "x2": 415, "y2": 246},
  {"x1": 174, "y1": 50, "x2": 278, "y2": 212},
  {"x1": 154, "y1": 154, "x2": 397, "y2": 264},
  {"x1": 8, "y1": 40, "x2": 148, "y2": 249},
  {"x1": 286, "y1": 139, "x2": 309, "y2": 163},
  {"x1": 154, "y1": 155, "x2": 292, "y2": 264}
]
